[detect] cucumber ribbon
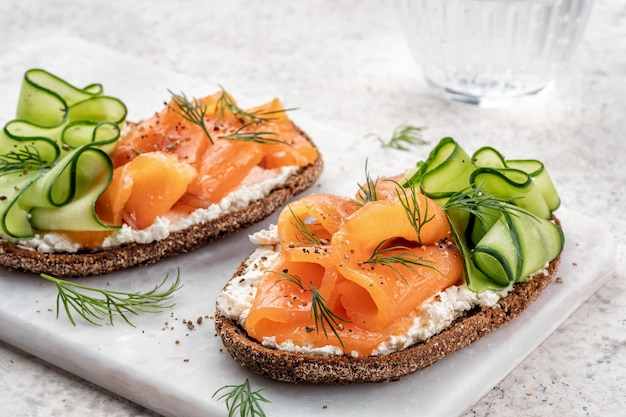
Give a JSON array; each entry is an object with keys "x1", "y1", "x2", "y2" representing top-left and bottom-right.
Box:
[
  {"x1": 0, "y1": 69, "x2": 127, "y2": 238},
  {"x1": 405, "y1": 137, "x2": 564, "y2": 292}
]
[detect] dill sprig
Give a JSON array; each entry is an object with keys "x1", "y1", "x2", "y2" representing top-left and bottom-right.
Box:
[
  {"x1": 273, "y1": 270, "x2": 349, "y2": 348},
  {"x1": 41, "y1": 270, "x2": 182, "y2": 326},
  {"x1": 170, "y1": 88, "x2": 292, "y2": 145},
  {"x1": 168, "y1": 90, "x2": 214, "y2": 144},
  {"x1": 288, "y1": 206, "x2": 323, "y2": 245},
  {"x1": 356, "y1": 159, "x2": 379, "y2": 206},
  {"x1": 212, "y1": 379, "x2": 270, "y2": 417},
  {"x1": 310, "y1": 284, "x2": 348, "y2": 347},
  {"x1": 0, "y1": 144, "x2": 49, "y2": 172},
  {"x1": 394, "y1": 182, "x2": 435, "y2": 245},
  {"x1": 368, "y1": 125, "x2": 427, "y2": 151},
  {"x1": 213, "y1": 87, "x2": 292, "y2": 144},
  {"x1": 217, "y1": 121, "x2": 286, "y2": 145},
  {"x1": 215, "y1": 86, "x2": 296, "y2": 125},
  {"x1": 274, "y1": 270, "x2": 304, "y2": 287},
  {"x1": 215, "y1": 87, "x2": 246, "y2": 123},
  {"x1": 362, "y1": 240, "x2": 437, "y2": 283},
  {"x1": 442, "y1": 187, "x2": 527, "y2": 221}
]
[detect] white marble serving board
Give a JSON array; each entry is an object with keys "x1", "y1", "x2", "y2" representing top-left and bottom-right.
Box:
[{"x1": 0, "y1": 37, "x2": 616, "y2": 417}]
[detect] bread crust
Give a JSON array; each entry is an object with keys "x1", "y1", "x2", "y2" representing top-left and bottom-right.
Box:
[
  {"x1": 214, "y1": 252, "x2": 561, "y2": 384},
  {"x1": 0, "y1": 125, "x2": 323, "y2": 278}
]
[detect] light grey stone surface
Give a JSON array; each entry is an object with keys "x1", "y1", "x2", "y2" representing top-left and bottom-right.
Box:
[{"x1": 0, "y1": 0, "x2": 624, "y2": 416}]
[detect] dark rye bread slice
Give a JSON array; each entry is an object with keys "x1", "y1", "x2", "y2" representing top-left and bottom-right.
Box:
[
  {"x1": 214, "y1": 253, "x2": 561, "y2": 384},
  {"x1": 0, "y1": 125, "x2": 323, "y2": 278}
]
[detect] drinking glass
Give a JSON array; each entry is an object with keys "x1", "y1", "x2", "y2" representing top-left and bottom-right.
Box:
[{"x1": 397, "y1": 0, "x2": 595, "y2": 107}]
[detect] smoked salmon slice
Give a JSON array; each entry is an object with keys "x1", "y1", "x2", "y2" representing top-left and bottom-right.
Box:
[
  {"x1": 244, "y1": 186, "x2": 464, "y2": 356},
  {"x1": 276, "y1": 193, "x2": 358, "y2": 265},
  {"x1": 89, "y1": 90, "x2": 318, "y2": 234},
  {"x1": 96, "y1": 151, "x2": 197, "y2": 230}
]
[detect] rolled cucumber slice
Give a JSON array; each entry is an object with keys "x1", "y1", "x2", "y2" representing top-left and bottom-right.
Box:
[
  {"x1": 472, "y1": 206, "x2": 564, "y2": 285},
  {"x1": 470, "y1": 167, "x2": 551, "y2": 220},
  {"x1": 0, "y1": 170, "x2": 46, "y2": 238},
  {"x1": 403, "y1": 137, "x2": 475, "y2": 202},
  {"x1": 16, "y1": 68, "x2": 105, "y2": 125},
  {"x1": 0, "y1": 69, "x2": 127, "y2": 239},
  {"x1": 472, "y1": 146, "x2": 561, "y2": 213},
  {"x1": 29, "y1": 152, "x2": 113, "y2": 231},
  {"x1": 507, "y1": 159, "x2": 561, "y2": 212},
  {"x1": 411, "y1": 137, "x2": 564, "y2": 292},
  {"x1": 471, "y1": 146, "x2": 507, "y2": 168}
]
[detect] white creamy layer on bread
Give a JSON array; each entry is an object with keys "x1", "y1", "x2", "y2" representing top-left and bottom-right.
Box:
[
  {"x1": 12, "y1": 166, "x2": 297, "y2": 253},
  {"x1": 217, "y1": 227, "x2": 552, "y2": 358}
]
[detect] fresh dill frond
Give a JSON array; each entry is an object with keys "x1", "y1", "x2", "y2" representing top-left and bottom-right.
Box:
[
  {"x1": 271, "y1": 270, "x2": 349, "y2": 347},
  {"x1": 310, "y1": 284, "x2": 349, "y2": 348},
  {"x1": 212, "y1": 379, "x2": 270, "y2": 417},
  {"x1": 273, "y1": 269, "x2": 304, "y2": 288},
  {"x1": 214, "y1": 86, "x2": 296, "y2": 125},
  {"x1": 214, "y1": 87, "x2": 249, "y2": 123},
  {"x1": 168, "y1": 90, "x2": 214, "y2": 144},
  {"x1": 41, "y1": 270, "x2": 182, "y2": 326},
  {"x1": 217, "y1": 122, "x2": 286, "y2": 145},
  {"x1": 362, "y1": 240, "x2": 437, "y2": 283},
  {"x1": 356, "y1": 159, "x2": 379, "y2": 206},
  {"x1": 287, "y1": 206, "x2": 323, "y2": 245},
  {"x1": 442, "y1": 186, "x2": 527, "y2": 221},
  {"x1": 218, "y1": 130, "x2": 280, "y2": 144},
  {"x1": 394, "y1": 182, "x2": 435, "y2": 245},
  {"x1": 171, "y1": 88, "x2": 294, "y2": 146},
  {"x1": 0, "y1": 144, "x2": 49, "y2": 172},
  {"x1": 250, "y1": 106, "x2": 298, "y2": 121},
  {"x1": 368, "y1": 125, "x2": 427, "y2": 151}
]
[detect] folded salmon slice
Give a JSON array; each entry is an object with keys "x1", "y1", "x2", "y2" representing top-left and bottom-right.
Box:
[
  {"x1": 244, "y1": 188, "x2": 464, "y2": 356},
  {"x1": 96, "y1": 151, "x2": 197, "y2": 230},
  {"x1": 180, "y1": 139, "x2": 265, "y2": 209},
  {"x1": 108, "y1": 93, "x2": 218, "y2": 167},
  {"x1": 276, "y1": 193, "x2": 358, "y2": 265}
]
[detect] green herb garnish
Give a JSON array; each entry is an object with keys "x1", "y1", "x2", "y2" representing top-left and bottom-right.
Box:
[
  {"x1": 168, "y1": 90, "x2": 214, "y2": 144},
  {"x1": 0, "y1": 144, "x2": 50, "y2": 172},
  {"x1": 217, "y1": 122, "x2": 285, "y2": 145},
  {"x1": 215, "y1": 86, "x2": 296, "y2": 125},
  {"x1": 356, "y1": 159, "x2": 379, "y2": 206},
  {"x1": 287, "y1": 206, "x2": 323, "y2": 245},
  {"x1": 362, "y1": 239, "x2": 437, "y2": 283},
  {"x1": 41, "y1": 270, "x2": 182, "y2": 326},
  {"x1": 442, "y1": 186, "x2": 525, "y2": 219},
  {"x1": 169, "y1": 89, "x2": 291, "y2": 145},
  {"x1": 394, "y1": 182, "x2": 435, "y2": 245},
  {"x1": 212, "y1": 379, "x2": 270, "y2": 417},
  {"x1": 273, "y1": 270, "x2": 349, "y2": 348},
  {"x1": 368, "y1": 125, "x2": 427, "y2": 151}
]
